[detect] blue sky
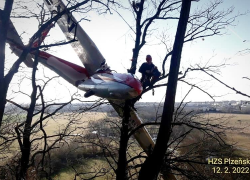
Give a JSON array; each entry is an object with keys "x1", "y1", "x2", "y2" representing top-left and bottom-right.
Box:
[{"x1": 1, "y1": 0, "x2": 250, "y2": 103}]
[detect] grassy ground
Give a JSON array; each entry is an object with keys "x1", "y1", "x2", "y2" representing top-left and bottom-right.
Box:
[
  {"x1": 201, "y1": 113, "x2": 250, "y2": 153},
  {"x1": 2, "y1": 112, "x2": 250, "y2": 179},
  {"x1": 47, "y1": 112, "x2": 250, "y2": 180},
  {"x1": 0, "y1": 112, "x2": 108, "y2": 163},
  {"x1": 49, "y1": 158, "x2": 111, "y2": 180}
]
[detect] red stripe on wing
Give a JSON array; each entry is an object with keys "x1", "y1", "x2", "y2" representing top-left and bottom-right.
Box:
[
  {"x1": 39, "y1": 51, "x2": 90, "y2": 78},
  {"x1": 32, "y1": 23, "x2": 54, "y2": 48}
]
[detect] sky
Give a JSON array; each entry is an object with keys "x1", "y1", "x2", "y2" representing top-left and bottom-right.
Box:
[{"x1": 1, "y1": 0, "x2": 250, "y2": 103}]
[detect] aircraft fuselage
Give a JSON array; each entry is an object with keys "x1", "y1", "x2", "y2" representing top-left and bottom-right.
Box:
[{"x1": 78, "y1": 72, "x2": 143, "y2": 100}]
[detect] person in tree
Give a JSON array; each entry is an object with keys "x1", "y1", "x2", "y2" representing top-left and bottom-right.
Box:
[{"x1": 139, "y1": 55, "x2": 161, "y2": 89}]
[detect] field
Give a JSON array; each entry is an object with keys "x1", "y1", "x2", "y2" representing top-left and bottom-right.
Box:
[
  {"x1": 2, "y1": 111, "x2": 250, "y2": 179},
  {"x1": 41, "y1": 112, "x2": 250, "y2": 179},
  {"x1": 201, "y1": 113, "x2": 250, "y2": 152}
]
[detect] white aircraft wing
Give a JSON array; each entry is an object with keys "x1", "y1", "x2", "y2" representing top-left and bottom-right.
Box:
[
  {"x1": 43, "y1": 2, "x2": 176, "y2": 179},
  {"x1": 43, "y1": 0, "x2": 106, "y2": 76},
  {"x1": 43, "y1": 0, "x2": 155, "y2": 154}
]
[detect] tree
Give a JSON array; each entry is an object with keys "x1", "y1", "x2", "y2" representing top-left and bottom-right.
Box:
[
  {"x1": 0, "y1": 0, "x2": 14, "y2": 129},
  {"x1": 138, "y1": 1, "x2": 192, "y2": 179},
  {"x1": 0, "y1": 0, "x2": 116, "y2": 179},
  {"x1": 1, "y1": 0, "x2": 247, "y2": 179},
  {"x1": 0, "y1": 0, "x2": 113, "y2": 130},
  {"x1": 113, "y1": 0, "x2": 245, "y2": 179}
]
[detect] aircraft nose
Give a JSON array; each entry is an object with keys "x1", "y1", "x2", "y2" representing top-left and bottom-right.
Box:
[
  {"x1": 128, "y1": 78, "x2": 143, "y2": 96},
  {"x1": 113, "y1": 73, "x2": 143, "y2": 98}
]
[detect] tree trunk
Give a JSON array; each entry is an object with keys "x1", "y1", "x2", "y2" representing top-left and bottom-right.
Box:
[
  {"x1": 0, "y1": 0, "x2": 14, "y2": 129},
  {"x1": 129, "y1": 0, "x2": 145, "y2": 75},
  {"x1": 116, "y1": 101, "x2": 130, "y2": 180},
  {"x1": 18, "y1": 53, "x2": 39, "y2": 179},
  {"x1": 138, "y1": 0, "x2": 192, "y2": 179}
]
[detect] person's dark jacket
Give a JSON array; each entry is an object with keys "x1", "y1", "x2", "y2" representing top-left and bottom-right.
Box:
[{"x1": 139, "y1": 63, "x2": 160, "y2": 82}]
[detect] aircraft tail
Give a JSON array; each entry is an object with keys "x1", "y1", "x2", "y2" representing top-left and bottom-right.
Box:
[
  {"x1": 5, "y1": 18, "x2": 88, "y2": 85},
  {"x1": 6, "y1": 20, "x2": 54, "y2": 68},
  {"x1": 7, "y1": 20, "x2": 34, "y2": 67}
]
